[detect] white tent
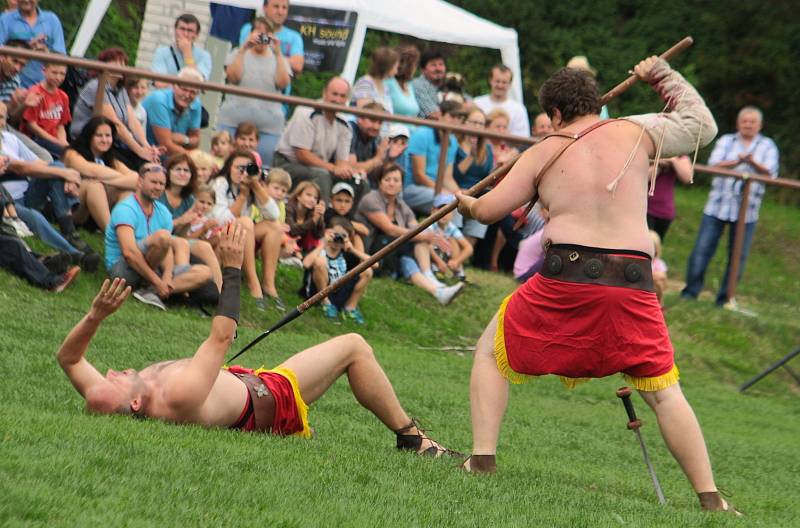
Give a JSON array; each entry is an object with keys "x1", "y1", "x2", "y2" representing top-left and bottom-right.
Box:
[{"x1": 72, "y1": 0, "x2": 523, "y2": 103}]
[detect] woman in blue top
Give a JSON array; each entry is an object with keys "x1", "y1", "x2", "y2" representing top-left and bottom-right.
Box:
[
  {"x1": 158, "y1": 153, "x2": 222, "y2": 290},
  {"x1": 386, "y1": 45, "x2": 420, "y2": 120},
  {"x1": 454, "y1": 106, "x2": 493, "y2": 244}
]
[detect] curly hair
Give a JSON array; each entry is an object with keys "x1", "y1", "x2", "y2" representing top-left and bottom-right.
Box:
[{"x1": 538, "y1": 67, "x2": 600, "y2": 124}]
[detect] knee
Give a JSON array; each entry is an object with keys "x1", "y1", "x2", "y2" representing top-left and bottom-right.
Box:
[
  {"x1": 193, "y1": 264, "x2": 213, "y2": 282},
  {"x1": 237, "y1": 217, "x2": 254, "y2": 231},
  {"x1": 194, "y1": 239, "x2": 213, "y2": 255},
  {"x1": 361, "y1": 267, "x2": 373, "y2": 280},
  {"x1": 151, "y1": 230, "x2": 172, "y2": 248},
  {"x1": 344, "y1": 333, "x2": 373, "y2": 359}
]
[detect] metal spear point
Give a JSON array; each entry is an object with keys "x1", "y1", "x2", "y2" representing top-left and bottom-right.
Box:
[{"x1": 615, "y1": 386, "x2": 666, "y2": 505}]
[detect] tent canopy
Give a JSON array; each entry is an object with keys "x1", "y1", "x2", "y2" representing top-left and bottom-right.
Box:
[{"x1": 73, "y1": 0, "x2": 523, "y2": 102}]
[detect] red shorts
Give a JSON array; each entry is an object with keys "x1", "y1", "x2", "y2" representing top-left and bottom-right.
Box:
[{"x1": 495, "y1": 274, "x2": 678, "y2": 390}]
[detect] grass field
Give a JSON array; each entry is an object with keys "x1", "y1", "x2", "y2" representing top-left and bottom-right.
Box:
[{"x1": 1, "y1": 185, "x2": 799, "y2": 527}]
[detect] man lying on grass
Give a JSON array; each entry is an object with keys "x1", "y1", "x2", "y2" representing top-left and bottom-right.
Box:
[{"x1": 57, "y1": 223, "x2": 455, "y2": 456}]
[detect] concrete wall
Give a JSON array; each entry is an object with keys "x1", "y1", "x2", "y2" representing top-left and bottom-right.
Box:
[{"x1": 135, "y1": 0, "x2": 212, "y2": 69}]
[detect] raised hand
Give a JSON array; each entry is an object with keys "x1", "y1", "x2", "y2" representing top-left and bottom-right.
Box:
[
  {"x1": 219, "y1": 222, "x2": 245, "y2": 269},
  {"x1": 89, "y1": 278, "x2": 132, "y2": 320},
  {"x1": 633, "y1": 56, "x2": 660, "y2": 83}
]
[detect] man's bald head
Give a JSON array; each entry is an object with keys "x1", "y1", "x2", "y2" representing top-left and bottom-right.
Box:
[{"x1": 323, "y1": 77, "x2": 350, "y2": 106}]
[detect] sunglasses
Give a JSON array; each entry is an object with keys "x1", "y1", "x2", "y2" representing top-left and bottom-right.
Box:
[{"x1": 143, "y1": 165, "x2": 165, "y2": 174}]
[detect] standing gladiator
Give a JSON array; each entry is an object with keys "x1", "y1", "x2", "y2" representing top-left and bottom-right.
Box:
[{"x1": 456, "y1": 57, "x2": 739, "y2": 514}]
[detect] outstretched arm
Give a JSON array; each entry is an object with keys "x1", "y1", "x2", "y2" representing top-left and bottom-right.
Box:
[
  {"x1": 57, "y1": 279, "x2": 132, "y2": 397},
  {"x1": 161, "y1": 224, "x2": 245, "y2": 411}
]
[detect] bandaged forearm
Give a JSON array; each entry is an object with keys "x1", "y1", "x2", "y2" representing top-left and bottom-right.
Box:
[
  {"x1": 216, "y1": 267, "x2": 241, "y2": 324},
  {"x1": 623, "y1": 58, "x2": 718, "y2": 157}
]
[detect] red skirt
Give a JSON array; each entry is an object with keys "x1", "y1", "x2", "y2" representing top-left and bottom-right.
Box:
[{"x1": 495, "y1": 274, "x2": 678, "y2": 390}]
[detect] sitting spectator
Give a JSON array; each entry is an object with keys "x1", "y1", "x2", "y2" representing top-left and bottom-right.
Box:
[
  {"x1": 218, "y1": 16, "x2": 289, "y2": 167},
  {"x1": 415, "y1": 193, "x2": 472, "y2": 282},
  {"x1": 141, "y1": 68, "x2": 203, "y2": 156},
  {"x1": 211, "y1": 149, "x2": 283, "y2": 310},
  {"x1": 485, "y1": 108, "x2": 519, "y2": 168},
  {"x1": 386, "y1": 45, "x2": 420, "y2": 120},
  {"x1": 158, "y1": 153, "x2": 222, "y2": 291},
  {"x1": 0, "y1": 0, "x2": 65, "y2": 88},
  {"x1": 62, "y1": 116, "x2": 137, "y2": 231},
  {"x1": 352, "y1": 46, "x2": 398, "y2": 114},
  {"x1": 324, "y1": 181, "x2": 368, "y2": 252},
  {"x1": 104, "y1": 162, "x2": 214, "y2": 310},
  {"x1": 348, "y1": 101, "x2": 388, "y2": 191},
  {"x1": 512, "y1": 206, "x2": 548, "y2": 282},
  {"x1": 531, "y1": 112, "x2": 553, "y2": 140},
  {"x1": 302, "y1": 216, "x2": 373, "y2": 324},
  {"x1": 385, "y1": 123, "x2": 410, "y2": 171},
  {"x1": 474, "y1": 64, "x2": 530, "y2": 138},
  {"x1": 404, "y1": 100, "x2": 464, "y2": 215},
  {"x1": 274, "y1": 77, "x2": 357, "y2": 201},
  {"x1": 490, "y1": 203, "x2": 548, "y2": 273},
  {"x1": 187, "y1": 149, "x2": 217, "y2": 185},
  {"x1": 286, "y1": 180, "x2": 324, "y2": 254},
  {"x1": 651, "y1": 230, "x2": 668, "y2": 305},
  {"x1": 19, "y1": 61, "x2": 70, "y2": 158},
  {"x1": 647, "y1": 156, "x2": 693, "y2": 241},
  {"x1": 411, "y1": 48, "x2": 446, "y2": 119},
  {"x1": 70, "y1": 48, "x2": 160, "y2": 169},
  {"x1": 355, "y1": 162, "x2": 463, "y2": 305},
  {"x1": 125, "y1": 76, "x2": 149, "y2": 131},
  {"x1": 454, "y1": 106, "x2": 492, "y2": 245},
  {"x1": 151, "y1": 13, "x2": 212, "y2": 85},
  {"x1": 186, "y1": 184, "x2": 228, "y2": 241},
  {"x1": 239, "y1": 0, "x2": 304, "y2": 78},
  {"x1": 210, "y1": 130, "x2": 232, "y2": 168}
]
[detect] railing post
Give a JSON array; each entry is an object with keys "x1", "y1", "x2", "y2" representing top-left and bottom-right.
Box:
[
  {"x1": 726, "y1": 178, "x2": 752, "y2": 303},
  {"x1": 435, "y1": 130, "x2": 449, "y2": 196},
  {"x1": 92, "y1": 71, "x2": 109, "y2": 117}
]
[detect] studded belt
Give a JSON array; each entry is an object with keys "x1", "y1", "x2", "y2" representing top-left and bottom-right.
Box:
[
  {"x1": 232, "y1": 372, "x2": 276, "y2": 432},
  {"x1": 539, "y1": 244, "x2": 654, "y2": 292}
]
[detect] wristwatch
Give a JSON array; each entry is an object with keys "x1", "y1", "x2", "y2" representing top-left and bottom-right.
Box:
[{"x1": 183, "y1": 135, "x2": 190, "y2": 147}]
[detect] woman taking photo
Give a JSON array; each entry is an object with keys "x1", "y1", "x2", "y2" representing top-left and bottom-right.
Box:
[
  {"x1": 62, "y1": 116, "x2": 137, "y2": 230},
  {"x1": 454, "y1": 106, "x2": 493, "y2": 245},
  {"x1": 355, "y1": 163, "x2": 463, "y2": 305},
  {"x1": 217, "y1": 17, "x2": 290, "y2": 167}
]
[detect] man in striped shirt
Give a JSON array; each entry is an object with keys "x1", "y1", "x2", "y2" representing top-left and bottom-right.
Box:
[{"x1": 681, "y1": 106, "x2": 779, "y2": 305}]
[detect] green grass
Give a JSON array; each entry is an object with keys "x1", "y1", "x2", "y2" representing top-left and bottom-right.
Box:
[{"x1": 1, "y1": 186, "x2": 799, "y2": 527}]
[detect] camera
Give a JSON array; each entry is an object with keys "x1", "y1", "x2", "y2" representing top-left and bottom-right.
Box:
[
  {"x1": 332, "y1": 233, "x2": 346, "y2": 244},
  {"x1": 257, "y1": 33, "x2": 273, "y2": 45},
  {"x1": 245, "y1": 163, "x2": 260, "y2": 177}
]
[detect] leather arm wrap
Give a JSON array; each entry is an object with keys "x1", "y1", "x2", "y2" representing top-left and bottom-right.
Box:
[{"x1": 216, "y1": 267, "x2": 241, "y2": 324}]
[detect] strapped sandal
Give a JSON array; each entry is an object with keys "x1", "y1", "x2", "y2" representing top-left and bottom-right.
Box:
[
  {"x1": 394, "y1": 419, "x2": 463, "y2": 458},
  {"x1": 698, "y1": 491, "x2": 743, "y2": 516},
  {"x1": 460, "y1": 455, "x2": 497, "y2": 474}
]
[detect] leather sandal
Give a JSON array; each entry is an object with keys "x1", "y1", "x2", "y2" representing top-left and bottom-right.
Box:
[
  {"x1": 698, "y1": 491, "x2": 743, "y2": 516},
  {"x1": 460, "y1": 455, "x2": 497, "y2": 474},
  {"x1": 394, "y1": 419, "x2": 462, "y2": 458}
]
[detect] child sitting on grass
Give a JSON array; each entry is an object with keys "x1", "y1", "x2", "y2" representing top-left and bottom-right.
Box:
[
  {"x1": 21, "y1": 62, "x2": 71, "y2": 158},
  {"x1": 302, "y1": 216, "x2": 374, "y2": 324},
  {"x1": 415, "y1": 193, "x2": 472, "y2": 283},
  {"x1": 186, "y1": 184, "x2": 234, "y2": 242},
  {"x1": 324, "y1": 182, "x2": 369, "y2": 252},
  {"x1": 260, "y1": 168, "x2": 303, "y2": 267},
  {"x1": 188, "y1": 149, "x2": 219, "y2": 185},
  {"x1": 287, "y1": 181, "x2": 325, "y2": 254},
  {"x1": 210, "y1": 130, "x2": 233, "y2": 169}
]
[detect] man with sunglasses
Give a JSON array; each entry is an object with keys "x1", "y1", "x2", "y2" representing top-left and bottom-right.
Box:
[
  {"x1": 104, "y1": 162, "x2": 213, "y2": 310},
  {"x1": 151, "y1": 13, "x2": 212, "y2": 87},
  {"x1": 141, "y1": 68, "x2": 203, "y2": 156}
]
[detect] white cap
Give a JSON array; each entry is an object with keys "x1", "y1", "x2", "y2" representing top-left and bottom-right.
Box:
[{"x1": 388, "y1": 124, "x2": 410, "y2": 139}]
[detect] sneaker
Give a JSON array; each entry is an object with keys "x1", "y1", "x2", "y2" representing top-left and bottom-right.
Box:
[
  {"x1": 343, "y1": 307, "x2": 366, "y2": 325},
  {"x1": 65, "y1": 232, "x2": 92, "y2": 253},
  {"x1": 50, "y1": 266, "x2": 80, "y2": 293},
  {"x1": 435, "y1": 282, "x2": 464, "y2": 306},
  {"x1": 279, "y1": 256, "x2": 304, "y2": 268},
  {"x1": 133, "y1": 288, "x2": 167, "y2": 310},
  {"x1": 322, "y1": 303, "x2": 340, "y2": 322},
  {"x1": 270, "y1": 295, "x2": 287, "y2": 312},
  {"x1": 79, "y1": 252, "x2": 100, "y2": 273},
  {"x1": 254, "y1": 297, "x2": 267, "y2": 311},
  {"x1": 424, "y1": 270, "x2": 446, "y2": 288},
  {"x1": 41, "y1": 252, "x2": 72, "y2": 274}
]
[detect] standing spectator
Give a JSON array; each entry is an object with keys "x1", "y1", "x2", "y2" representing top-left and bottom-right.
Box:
[
  {"x1": 453, "y1": 106, "x2": 492, "y2": 245},
  {"x1": 105, "y1": 162, "x2": 213, "y2": 310},
  {"x1": 352, "y1": 46, "x2": 398, "y2": 114},
  {"x1": 681, "y1": 106, "x2": 779, "y2": 306},
  {"x1": 63, "y1": 116, "x2": 138, "y2": 231},
  {"x1": 239, "y1": 0, "x2": 304, "y2": 78},
  {"x1": 274, "y1": 77, "x2": 356, "y2": 201},
  {"x1": 141, "y1": 68, "x2": 203, "y2": 156},
  {"x1": 70, "y1": 48, "x2": 160, "y2": 169},
  {"x1": 473, "y1": 64, "x2": 530, "y2": 138},
  {"x1": 386, "y1": 45, "x2": 420, "y2": 121},
  {"x1": 125, "y1": 77, "x2": 149, "y2": 131},
  {"x1": 531, "y1": 112, "x2": 553, "y2": 140},
  {"x1": 647, "y1": 156, "x2": 693, "y2": 241},
  {"x1": 20, "y1": 61, "x2": 70, "y2": 158},
  {"x1": 151, "y1": 14, "x2": 212, "y2": 85},
  {"x1": 217, "y1": 17, "x2": 289, "y2": 167},
  {"x1": 411, "y1": 48, "x2": 446, "y2": 119},
  {"x1": 485, "y1": 108, "x2": 519, "y2": 168},
  {"x1": 0, "y1": 0, "x2": 65, "y2": 88},
  {"x1": 403, "y1": 100, "x2": 464, "y2": 215}
]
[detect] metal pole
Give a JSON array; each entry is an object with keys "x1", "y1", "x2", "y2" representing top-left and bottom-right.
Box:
[{"x1": 726, "y1": 179, "x2": 752, "y2": 303}]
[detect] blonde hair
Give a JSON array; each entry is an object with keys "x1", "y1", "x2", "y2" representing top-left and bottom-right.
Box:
[
  {"x1": 194, "y1": 184, "x2": 215, "y2": 203},
  {"x1": 266, "y1": 167, "x2": 292, "y2": 189},
  {"x1": 211, "y1": 130, "x2": 232, "y2": 147},
  {"x1": 188, "y1": 149, "x2": 217, "y2": 171},
  {"x1": 486, "y1": 108, "x2": 511, "y2": 127},
  {"x1": 649, "y1": 230, "x2": 662, "y2": 258}
]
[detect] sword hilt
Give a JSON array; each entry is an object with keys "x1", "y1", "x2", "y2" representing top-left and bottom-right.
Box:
[{"x1": 616, "y1": 386, "x2": 642, "y2": 430}]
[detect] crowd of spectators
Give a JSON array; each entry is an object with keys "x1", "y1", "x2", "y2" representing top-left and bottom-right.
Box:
[{"x1": 0, "y1": 0, "x2": 780, "y2": 315}]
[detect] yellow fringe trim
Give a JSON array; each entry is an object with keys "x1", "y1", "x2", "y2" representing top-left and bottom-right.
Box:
[
  {"x1": 559, "y1": 376, "x2": 592, "y2": 390},
  {"x1": 253, "y1": 366, "x2": 312, "y2": 439},
  {"x1": 494, "y1": 294, "x2": 534, "y2": 385},
  {"x1": 624, "y1": 365, "x2": 680, "y2": 392}
]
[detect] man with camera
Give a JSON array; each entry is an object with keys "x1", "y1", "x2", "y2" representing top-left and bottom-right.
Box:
[
  {"x1": 217, "y1": 16, "x2": 289, "y2": 167},
  {"x1": 142, "y1": 68, "x2": 203, "y2": 157},
  {"x1": 274, "y1": 77, "x2": 359, "y2": 202},
  {"x1": 104, "y1": 162, "x2": 213, "y2": 310}
]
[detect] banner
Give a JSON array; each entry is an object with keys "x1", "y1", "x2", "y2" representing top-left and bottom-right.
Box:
[{"x1": 284, "y1": 7, "x2": 358, "y2": 73}]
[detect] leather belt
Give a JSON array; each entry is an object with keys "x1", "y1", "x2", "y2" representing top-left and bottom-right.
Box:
[
  {"x1": 234, "y1": 373, "x2": 276, "y2": 433},
  {"x1": 540, "y1": 245, "x2": 654, "y2": 292}
]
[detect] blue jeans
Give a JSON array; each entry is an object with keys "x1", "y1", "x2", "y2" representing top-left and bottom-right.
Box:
[
  {"x1": 682, "y1": 214, "x2": 756, "y2": 304},
  {"x1": 402, "y1": 184, "x2": 434, "y2": 215},
  {"x1": 22, "y1": 164, "x2": 77, "y2": 219},
  {"x1": 13, "y1": 201, "x2": 78, "y2": 254},
  {"x1": 217, "y1": 125, "x2": 280, "y2": 168}
]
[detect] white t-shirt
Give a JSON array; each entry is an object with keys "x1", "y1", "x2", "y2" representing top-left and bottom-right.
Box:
[
  {"x1": 0, "y1": 131, "x2": 40, "y2": 200},
  {"x1": 473, "y1": 95, "x2": 531, "y2": 139}
]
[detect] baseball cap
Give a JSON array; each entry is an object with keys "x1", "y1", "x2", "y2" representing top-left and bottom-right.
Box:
[
  {"x1": 388, "y1": 124, "x2": 410, "y2": 139},
  {"x1": 432, "y1": 192, "x2": 455, "y2": 209},
  {"x1": 331, "y1": 182, "x2": 355, "y2": 197}
]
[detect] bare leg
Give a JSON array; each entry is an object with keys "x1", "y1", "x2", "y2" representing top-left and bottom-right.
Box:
[
  {"x1": 236, "y1": 217, "x2": 262, "y2": 298},
  {"x1": 79, "y1": 181, "x2": 111, "y2": 230},
  {"x1": 638, "y1": 385, "x2": 717, "y2": 493},
  {"x1": 409, "y1": 272, "x2": 437, "y2": 295},
  {"x1": 343, "y1": 267, "x2": 372, "y2": 311},
  {"x1": 490, "y1": 230, "x2": 506, "y2": 272},
  {"x1": 311, "y1": 256, "x2": 329, "y2": 300},
  {"x1": 414, "y1": 241, "x2": 433, "y2": 273},
  {"x1": 143, "y1": 230, "x2": 171, "y2": 268},
  {"x1": 170, "y1": 237, "x2": 212, "y2": 293},
  {"x1": 469, "y1": 314, "x2": 509, "y2": 456},
  {"x1": 255, "y1": 220, "x2": 281, "y2": 297},
  {"x1": 190, "y1": 239, "x2": 222, "y2": 290}
]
